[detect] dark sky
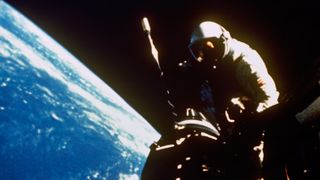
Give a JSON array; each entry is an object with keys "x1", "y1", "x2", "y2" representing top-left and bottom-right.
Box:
[{"x1": 6, "y1": 0, "x2": 320, "y2": 135}]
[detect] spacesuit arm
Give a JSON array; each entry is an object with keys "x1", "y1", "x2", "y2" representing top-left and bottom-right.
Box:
[{"x1": 235, "y1": 46, "x2": 279, "y2": 112}]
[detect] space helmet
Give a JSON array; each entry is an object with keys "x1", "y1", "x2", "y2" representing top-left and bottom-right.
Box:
[{"x1": 189, "y1": 21, "x2": 231, "y2": 63}]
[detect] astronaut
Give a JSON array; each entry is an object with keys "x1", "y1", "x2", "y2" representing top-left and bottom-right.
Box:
[
  {"x1": 186, "y1": 21, "x2": 280, "y2": 179},
  {"x1": 188, "y1": 21, "x2": 279, "y2": 114}
]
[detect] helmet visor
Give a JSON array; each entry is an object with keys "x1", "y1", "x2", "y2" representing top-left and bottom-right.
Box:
[{"x1": 189, "y1": 38, "x2": 224, "y2": 63}]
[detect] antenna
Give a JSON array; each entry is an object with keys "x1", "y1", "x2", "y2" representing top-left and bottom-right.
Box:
[{"x1": 141, "y1": 17, "x2": 163, "y2": 76}]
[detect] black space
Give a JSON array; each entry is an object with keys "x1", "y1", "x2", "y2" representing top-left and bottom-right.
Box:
[{"x1": 6, "y1": 0, "x2": 320, "y2": 135}]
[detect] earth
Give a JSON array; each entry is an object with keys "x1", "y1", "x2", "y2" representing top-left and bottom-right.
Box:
[{"x1": 0, "y1": 1, "x2": 160, "y2": 179}]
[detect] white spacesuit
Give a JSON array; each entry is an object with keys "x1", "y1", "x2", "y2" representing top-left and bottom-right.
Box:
[
  {"x1": 189, "y1": 21, "x2": 279, "y2": 114},
  {"x1": 188, "y1": 21, "x2": 280, "y2": 179}
]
